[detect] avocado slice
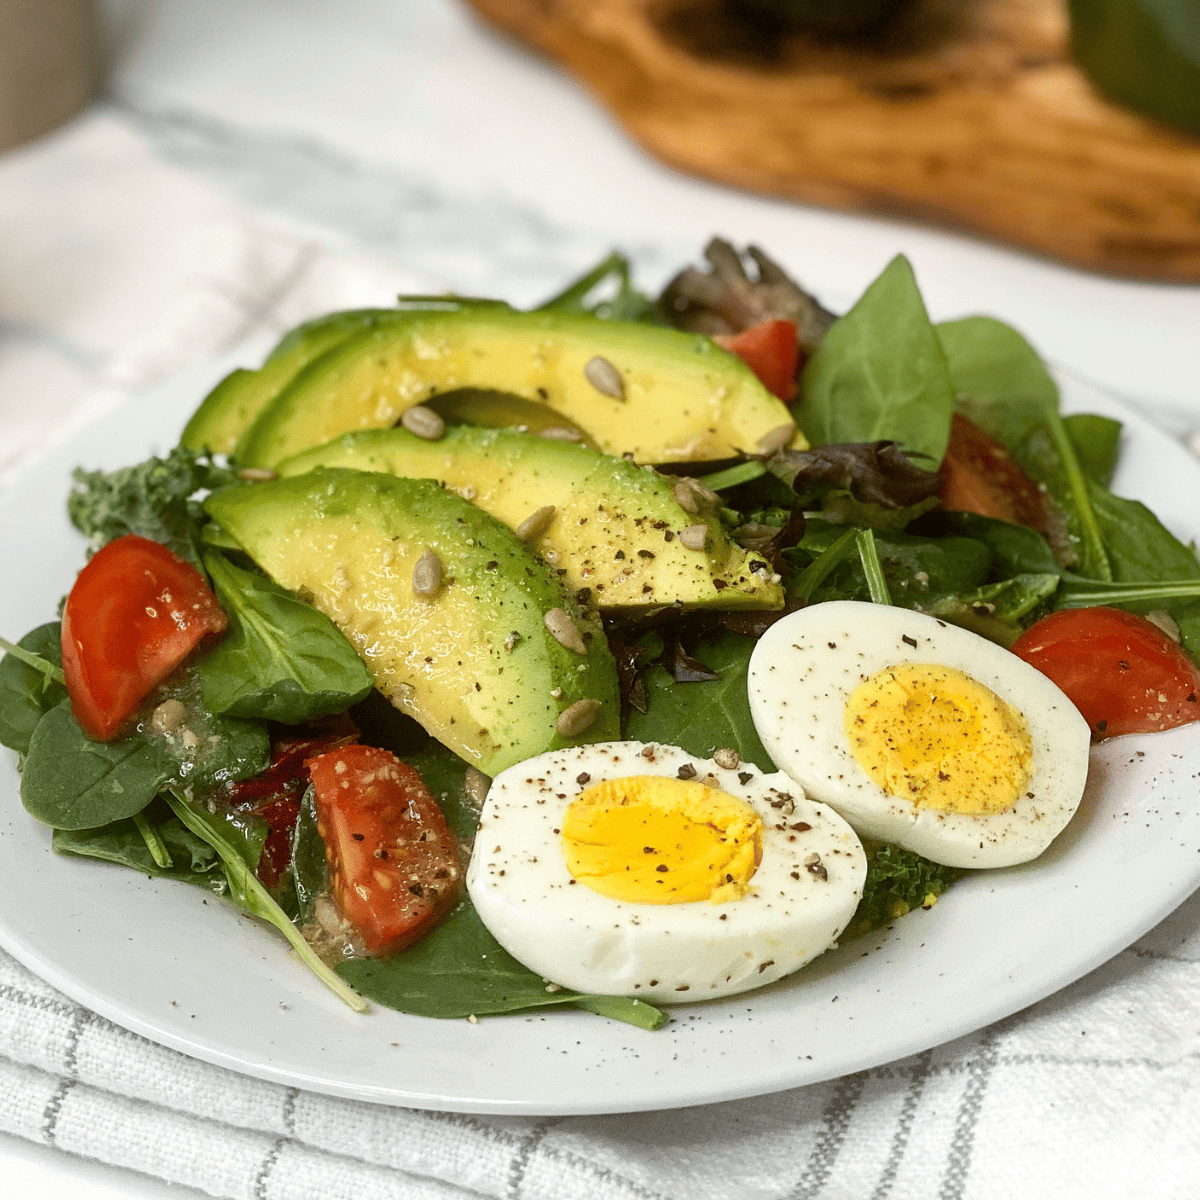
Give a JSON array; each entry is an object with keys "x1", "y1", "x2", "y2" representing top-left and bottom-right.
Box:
[
  {"x1": 181, "y1": 309, "x2": 400, "y2": 455},
  {"x1": 276, "y1": 426, "x2": 784, "y2": 611},
  {"x1": 235, "y1": 307, "x2": 799, "y2": 468},
  {"x1": 204, "y1": 469, "x2": 620, "y2": 775}
]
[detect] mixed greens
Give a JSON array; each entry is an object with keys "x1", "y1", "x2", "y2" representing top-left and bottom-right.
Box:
[{"x1": 3, "y1": 239, "x2": 1199, "y2": 1029}]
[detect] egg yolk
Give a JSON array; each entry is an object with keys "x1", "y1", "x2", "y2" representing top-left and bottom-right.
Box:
[
  {"x1": 560, "y1": 775, "x2": 763, "y2": 904},
  {"x1": 843, "y1": 664, "x2": 1033, "y2": 814}
]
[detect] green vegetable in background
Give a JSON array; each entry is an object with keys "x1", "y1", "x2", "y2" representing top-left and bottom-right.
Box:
[
  {"x1": 1069, "y1": 0, "x2": 1200, "y2": 136},
  {"x1": 197, "y1": 551, "x2": 374, "y2": 723},
  {"x1": 798, "y1": 255, "x2": 955, "y2": 465}
]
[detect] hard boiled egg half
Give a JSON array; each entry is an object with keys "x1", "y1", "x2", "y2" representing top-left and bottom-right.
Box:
[
  {"x1": 747, "y1": 601, "x2": 1090, "y2": 869},
  {"x1": 466, "y1": 741, "x2": 866, "y2": 1003}
]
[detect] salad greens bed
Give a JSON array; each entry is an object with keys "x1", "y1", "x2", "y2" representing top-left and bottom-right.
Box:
[{"x1": 3, "y1": 241, "x2": 1200, "y2": 1030}]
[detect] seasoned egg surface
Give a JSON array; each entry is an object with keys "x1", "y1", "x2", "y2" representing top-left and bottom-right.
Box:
[
  {"x1": 747, "y1": 601, "x2": 1090, "y2": 869},
  {"x1": 466, "y1": 741, "x2": 866, "y2": 1003}
]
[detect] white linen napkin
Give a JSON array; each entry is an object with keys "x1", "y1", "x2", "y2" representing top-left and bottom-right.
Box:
[{"x1": 2, "y1": 221, "x2": 1199, "y2": 1200}]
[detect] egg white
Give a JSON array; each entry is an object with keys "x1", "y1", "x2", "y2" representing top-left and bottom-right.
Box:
[
  {"x1": 465, "y1": 741, "x2": 866, "y2": 1004},
  {"x1": 747, "y1": 601, "x2": 1091, "y2": 869}
]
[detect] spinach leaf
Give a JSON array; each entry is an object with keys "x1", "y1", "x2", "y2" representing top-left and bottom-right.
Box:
[
  {"x1": 938, "y1": 316, "x2": 1112, "y2": 581},
  {"x1": 939, "y1": 512, "x2": 1063, "y2": 577},
  {"x1": 337, "y1": 897, "x2": 666, "y2": 1029},
  {"x1": 1065, "y1": 413, "x2": 1122, "y2": 488},
  {"x1": 290, "y1": 785, "x2": 327, "y2": 925},
  {"x1": 197, "y1": 551, "x2": 374, "y2": 724},
  {"x1": 1086, "y1": 485, "x2": 1200, "y2": 583},
  {"x1": 163, "y1": 789, "x2": 367, "y2": 1011},
  {"x1": 798, "y1": 256, "x2": 954, "y2": 464},
  {"x1": 52, "y1": 799, "x2": 227, "y2": 892},
  {"x1": 927, "y1": 574, "x2": 1062, "y2": 645},
  {"x1": 21, "y1": 699, "x2": 171, "y2": 830},
  {"x1": 67, "y1": 445, "x2": 235, "y2": 566},
  {"x1": 0, "y1": 624, "x2": 67, "y2": 755},
  {"x1": 624, "y1": 632, "x2": 775, "y2": 772},
  {"x1": 842, "y1": 842, "x2": 967, "y2": 940}
]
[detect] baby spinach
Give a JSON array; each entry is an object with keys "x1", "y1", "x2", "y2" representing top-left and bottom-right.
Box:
[
  {"x1": 0, "y1": 625, "x2": 67, "y2": 756},
  {"x1": 624, "y1": 632, "x2": 776, "y2": 772},
  {"x1": 337, "y1": 897, "x2": 667, "y2": 1029},
  {"x1": 163, "y1": 789, "x2": 367, "y2": 1012},
  {"x1": 290, "y1": 786, "x2": 327, "y2": 925},
  {"x1": 52, "y1": 800, "x2": 227, "y2": 892},
  {"x1": 197, "y1": 551, "x2": 373, "y2": 724},
  {"x1": 21, "y1": 700, "x2": 171, "y2": 830},
  {"x1": 798, "y1": 256, "x2": 954, "y2": 465},
  {"x1": 1065, "y1": 413, "x2": 1122, "y2": 488}
]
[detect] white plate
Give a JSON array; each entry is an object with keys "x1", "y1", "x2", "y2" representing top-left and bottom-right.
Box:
[{"x1": 1, "y1": 363, "x2": 1198, "y2": 1116}]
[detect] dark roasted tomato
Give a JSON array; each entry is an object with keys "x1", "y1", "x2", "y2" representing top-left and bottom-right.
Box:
[
  {"x1": 1011, "y1": 607, "x2": 1200, "y2": 740},
  {"x1": 224, "y1": 715, "x2": 358, "y2": 887},
  {"x1": 715, "y1": 319, "x2": 801, "y2": 402},
  {"x1": 938, "y1": 414, "x2": 1049, "y2": 534},
  {"x1": 306, "y1": 745, "x2": 460, "y2": 955},
  {"x1": 61, "y1": 534, "x2": 227, "y2": 740}
]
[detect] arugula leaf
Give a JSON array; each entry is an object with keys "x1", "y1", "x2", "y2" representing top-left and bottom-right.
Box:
[
  {"x1": 624, "y1": 632, "x2": 775, "y2": 772},
  {"x1": 0, "y1": 624, "x2": 67, "y2": 755},
  {"x1": 337, "y1": 897, "x2": 667, "y2": 1029},
  {"x1": 798, "y1": 256, "x2": 955, "y2": 464},
  {"x1": 52, "y1": 800, "x2": 227, "y2": 892},
  {"x1": 843, "y1": 842, "x2": 967, "y2": 940},
  {"x1": 163, "y1": 789, "x2": 367, "y2": 1012},
  {"x1": 535, "y1": 252, "x2": 659, "y2": 324},
  {"x1": 21, "y1": 699, "x2": 171, "y2": 830},
  {"x1": 197, "y1": 551, "x2": 374, "y2": 723},
  {"x1": 67, "y1": 446, "x2": 234, "y2": 565}
]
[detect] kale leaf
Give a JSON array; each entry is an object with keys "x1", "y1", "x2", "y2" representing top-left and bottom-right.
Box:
[{"x1": 844, "y1": 842, "x2": 967, "y2": 940}]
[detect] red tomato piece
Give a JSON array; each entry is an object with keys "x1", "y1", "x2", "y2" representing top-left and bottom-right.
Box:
[
  {"x1": 715, "y1": 319, "x2": 801, "y2": 402},
  {"x1": 938, "y1": 414, "x2": 1050, "y2": 535},
  {"x1": 306, "y1": 745, "x2": 460, "y2": 955},
  {"x1": 224, "y1": 715, "x2": 359, "y2": 887},
  {"x1": 1011, "y1": 607, "x2": 1200, "y2": 740},
  {"x1": 61, "y1": 534, "x2": 227, "y2": 741}
]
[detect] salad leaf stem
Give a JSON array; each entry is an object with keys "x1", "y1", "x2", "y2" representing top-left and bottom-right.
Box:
[
  {"x1": 700, "y1": 461, "x2": 768, "y2": 491},
  {"x1": 855, "y1": 529, "x2": 893, "y2": 606},
  {"x1": 133, "y1": 810, "x2": 173, "y2": 869},
  {"x1": 1057, "y1": 580, "x2": 1200, "y2": 607},
  {"x1": 0, "y1": 636, "x2": 66, "y2": 688},
  {"x1": 573, "y1": 994, "x2": 669, "y2": 1030},
  {"x1": 535, "y1": 252, "x2": 631, "y2": 311},
  {"x1": 163, "y1": 789, "x2": 369, "y2": 1013}
]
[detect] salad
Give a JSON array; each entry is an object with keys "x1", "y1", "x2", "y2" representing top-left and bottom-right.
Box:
[{"x1": 4, "y1": 240, "x2": 1200, "y2": 1031}]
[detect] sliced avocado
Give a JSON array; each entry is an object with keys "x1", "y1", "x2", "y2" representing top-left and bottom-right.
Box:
[
  {"x1": 182, "y1": 309, "x2": 399, "y2": 455},
  {"x1": 204, "y1": 469, "x2": 620, "y2": 775},
  {"x1": 236, "y1": 308, "x2": 799, "y2": 468},
  {"x1": 276, "y1": 427, "x2": 784, "y2": 611}
]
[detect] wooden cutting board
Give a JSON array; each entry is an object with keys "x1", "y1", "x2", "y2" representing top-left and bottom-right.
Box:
[{"x1": 465, "y1": 0, "x2": 1200, "y2": 282}]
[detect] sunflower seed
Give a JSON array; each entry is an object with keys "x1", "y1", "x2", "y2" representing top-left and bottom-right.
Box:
[
  {"x1": 236, "y1": 466, "x2": 279, "y2": 482},
  {"x1": 584, "y1": 355, "x2": 625, "y2": 400},
  {"x1": 756, "y1": 422, "x2": 795, "y2": 456},
  {"x1": 712, "y1": 747, "x2": 741, "y2": 770},
  {"x1": 150, "y1": 699, "x2": 187, "y2": 734},
  {"x1": 673, "y1": 481, "x2": 700, "y2": 513},
  {"x1": 539, "y1": 425, "x2": 584, "y2": 442},
  {"x1": 678, "y1": 524, "x2": 708, "y2": 551},
  {"x1": 412, "y1": 548, "x2": 443, "y2": 597},
  {"x1": 400, "y1": 405, "x2": 446, "y2": 440},
  {"x1": 464, "y1": 766, "x2": 491, "y2": 808},
  {"x1": 516, "y1": 505, "x2": 556, "y2": 542},
  {"x1": 544, "y1": 607, "x2": 587, "y2": 654},
  {"x1": 556, "y1": 697, "x2": 602, "y2": 737}
]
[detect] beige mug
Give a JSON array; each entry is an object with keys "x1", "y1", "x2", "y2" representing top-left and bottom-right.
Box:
[{"x1": 0, "y1": 0, "x2": 100, "y2": 152}]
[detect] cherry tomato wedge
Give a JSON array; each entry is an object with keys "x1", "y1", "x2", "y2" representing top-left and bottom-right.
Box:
[
  {"x1": 306, "y1": 745, "x2": 460, "y2": 955},
  {"x1": 715, "y1": 319, "x2": 801, "y2": 402},
  {"x1": 1011, "y1": 607, "x2": 1200, "y2": 740},
  {"x1": 938, "y1": 414, "x2": 1050, "y2": 536},
  {"x1": 224, "y1": 715, "x2": 359, "y2": 887},
  {"x1": 61, "y1": 534, "x2": 227, "y2": 741}
]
